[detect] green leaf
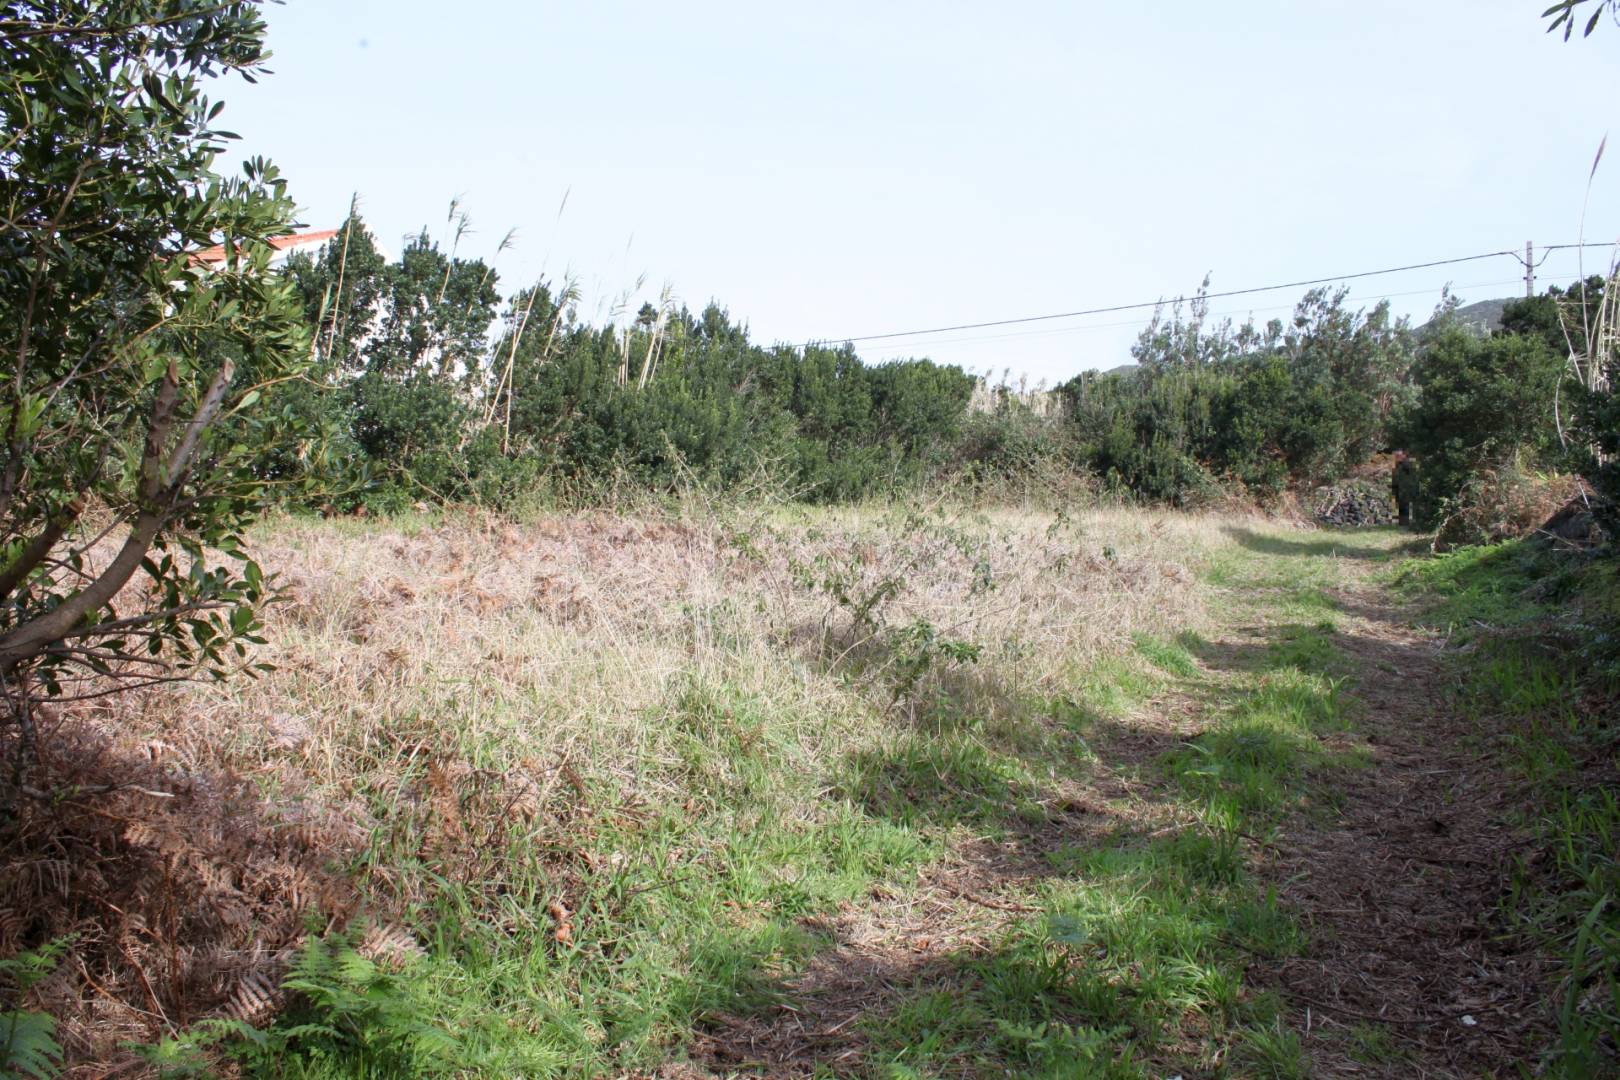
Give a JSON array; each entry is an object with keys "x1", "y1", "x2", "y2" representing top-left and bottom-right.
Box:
[{"x1": 0, "y1": 1010, "x2": 63, "y2": 1080}]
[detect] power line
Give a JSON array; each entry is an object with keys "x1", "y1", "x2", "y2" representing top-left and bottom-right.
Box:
[
  {"x1": 786, "y1": 250, "x2": 1513, "y2": 347},
  {"x1": 780, "y1": 242, "x2": 1616, "y2": 351},
  {"x1": 1541, "y1": 241, "x2": 1620, "y2": 253},
  {"x1": 854, "y1": 276, "x2": 1532, "y2": 354}
]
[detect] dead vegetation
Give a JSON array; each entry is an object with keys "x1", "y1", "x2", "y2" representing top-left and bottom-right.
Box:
[
  {"x1": 2, "y1": 503, "x2": 1236, "y2": 1074},
  {"x1": 0, "y1": 712, "x2": 359, "y2": 1070}
]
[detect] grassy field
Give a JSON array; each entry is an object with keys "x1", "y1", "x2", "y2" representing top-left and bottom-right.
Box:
[{"x1": 10, "y1": 504, "x2": 1615, "y2": 1077}]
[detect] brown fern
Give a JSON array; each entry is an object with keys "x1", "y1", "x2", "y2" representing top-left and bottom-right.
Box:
[
  {"x1": 357, "y1": 922, "x2": 425, "y2": 971},
  {"x1": 222, "y1": 968, "x2": 281, "y2": 1027}
]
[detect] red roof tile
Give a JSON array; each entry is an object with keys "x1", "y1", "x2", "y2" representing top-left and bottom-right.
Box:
[{"x1": 191, "y1": 229, "x2": 339, "y2": 266}]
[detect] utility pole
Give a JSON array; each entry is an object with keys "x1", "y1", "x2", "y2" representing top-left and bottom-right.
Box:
[{"x1": 1525, "y1": 240, "x2": 1535, "y2": 298}]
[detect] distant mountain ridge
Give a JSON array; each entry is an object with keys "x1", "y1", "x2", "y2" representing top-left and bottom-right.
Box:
[{"x1": 1432, "y1": 297, "x2": 1516, "y2": 337}]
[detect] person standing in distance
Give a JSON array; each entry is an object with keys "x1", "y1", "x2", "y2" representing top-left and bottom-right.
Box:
[{"x1": 1391, "y1": 450, "x2": 1420, "y2": 527}]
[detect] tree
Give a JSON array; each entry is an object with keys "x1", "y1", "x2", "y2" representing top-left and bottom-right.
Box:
[
  {"x1": 0, "y1": 2, "x2": 309, "y2": 792},
  {"x1": 363, "y1": 230, "x2": 501, "y2": 380},
  {"x1": 1282, "y1": 288, "x2": 1416, "y2": 478},
  {"x1": 1544, "y1": 0, "x2": 1618, "y2": 39},
  {"x1": 283, "y1": 206, "x2": 390, "y2": 372}
]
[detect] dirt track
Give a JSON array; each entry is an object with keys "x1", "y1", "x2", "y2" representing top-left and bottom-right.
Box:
[{"x1": 1257, "y1": 572, "x2": 1550, "y2": 1077}]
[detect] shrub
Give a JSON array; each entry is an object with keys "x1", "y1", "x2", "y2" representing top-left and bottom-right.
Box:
[
  {"x1": 1394, "y1": 327, "x2": 1565, "y2": 523},
  {"x1": 1430, "y1": 457, "x2": 1581, "y2": 552}
]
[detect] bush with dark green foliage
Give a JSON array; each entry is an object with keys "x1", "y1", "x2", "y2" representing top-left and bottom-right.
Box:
[
  {"x1": 270, "y1": 217, "x2": 1609, "y2": 521},
  {"x1": 1393, "y1": 325, "x2": 1566, "y2": 523},
  {"x1": 285, "y1": 228, "x2": 983, "y2": 505},
  {"x1": 1055, "y1": 287, "x2": 1417, "y2": 503}
]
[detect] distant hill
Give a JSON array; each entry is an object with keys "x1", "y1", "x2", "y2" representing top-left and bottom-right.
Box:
[
  {"x1": 1429, "y1": 297, "x2": 1516, "y2": 337},
  {"x1": 1074, "y1": 362, "x2": 1139, "y2": 378}
]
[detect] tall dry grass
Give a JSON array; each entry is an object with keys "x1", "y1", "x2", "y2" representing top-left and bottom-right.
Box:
[
  {"x1": 170, "y1": 504, "x2": 1226, "y2": 794},
  {"x1": 7, "y1": 500, "x2": 1255, "y2": 1069}
]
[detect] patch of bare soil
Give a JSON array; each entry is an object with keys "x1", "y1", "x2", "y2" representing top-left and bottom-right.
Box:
[{"x1": 1257, "y1": 577, "x2": 1554, "y2": 1077}]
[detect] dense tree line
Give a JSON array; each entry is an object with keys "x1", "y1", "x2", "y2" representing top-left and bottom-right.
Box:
[
  {"x1": 280, "y1": 214, "x2": 977, "y2": 508},
  {"x1": 1056, "y1": 284, "x2": 1420, "y2": 503},
  {"x1": 275, "y1": 216, "x2": 1613, "y2": 525},
  {"x1": 1052, "y1": 280, "x2": 1602, "y2": 524}
]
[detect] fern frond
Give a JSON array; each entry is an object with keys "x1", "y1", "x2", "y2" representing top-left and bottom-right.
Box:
[
  {"x1": 409, "y1": 1023, "x2": 461, "y2": 1061},
  {"x1": 276, "y1": 1021, "x2": 343, "y2": 1042},
  {"x1": 223, "y1": 969, "x2": 282, "y2": 1027},
  {"x1": 356, "y1": 923, "x2": 425, "y2": 971},
  {"x1": 334, "y1": 948, "x2": 377, "y2": 986},
  {"x1": 0, "y1": 1010, "x2": 63, "y2": 1080}
]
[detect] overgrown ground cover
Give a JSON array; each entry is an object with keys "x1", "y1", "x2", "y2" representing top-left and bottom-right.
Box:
[
  {"x1": 1391, "y1": 540, "x2": 1620, "y2": 1076},
  {"x1": 6, "y1": 507, "x2": 1614, "y2": 1077}
]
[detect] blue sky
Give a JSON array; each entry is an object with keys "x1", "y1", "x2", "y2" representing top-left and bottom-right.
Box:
[{"x1": 223, "y1": 1, "x2": 1620, "y2": 383}]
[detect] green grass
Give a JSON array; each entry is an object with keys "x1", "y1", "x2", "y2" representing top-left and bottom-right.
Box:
[
  {"x1": 1074, "y1": 655, "x2": 1159, "y2": 717},
  {"x1": 1390, "y1": 540, "x2": 1552, "y2": 632},
  {"x1": 1133, "y1": 634, "x2": 1199, "y2": 678},
  {"x1": 842, "y1": 733, "x2": 1049, "y2": 829},
  {"x1": 1165, "y1": 615, "x2": 1352, "y2": 831},
  {"x1": 864, "y1": 829, "x2": 1299, "y2": 1077}
]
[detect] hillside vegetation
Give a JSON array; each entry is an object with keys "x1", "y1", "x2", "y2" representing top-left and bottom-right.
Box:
[{"x1": 3, "y1": 5, "x2": 1619, "y2": 1079}]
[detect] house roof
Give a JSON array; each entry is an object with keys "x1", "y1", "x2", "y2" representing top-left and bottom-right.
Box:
[{"x1": 191, "y1": 228, "x2": 339, "y2": 267}]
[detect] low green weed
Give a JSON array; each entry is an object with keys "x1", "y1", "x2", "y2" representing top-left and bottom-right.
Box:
[
  {"x1": 865, "y1": 829, "x2": 1301, "y2": 1077},
  {"x1": 1074, "y1": 657, "x2": 1157, "y2": 718},
  {"x1": 1132, "y1": 635, "x2": 1199, "y2": 678},
  {"x1": 1236, "y1": 1018, "x2": 1311, "y2": 1079},
  {"x1": 1, "y1": 940, "x2": 70, "y2": 1080}
]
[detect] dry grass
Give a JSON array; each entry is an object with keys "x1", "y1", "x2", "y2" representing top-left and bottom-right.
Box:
[
  {"x1": 3, "y1": 501, "x2": 1257, "y2": 1072},
  {"x1": 168, "y1": 503, "x2": 1231, "y2": 807}
]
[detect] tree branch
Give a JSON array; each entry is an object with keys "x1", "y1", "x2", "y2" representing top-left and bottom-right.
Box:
[
  {"x1": 0, "y1": 495, "x2": 85, "y2": 603},
  {"x1": 0, "y1": 357, "x2": 235, "y2": 673},
  {"x1": 0, "y1": 506, "x2": 165, "y2": 673},
  {"x1": 162, "y1": 358, "x2": 234, "y2": 488}
]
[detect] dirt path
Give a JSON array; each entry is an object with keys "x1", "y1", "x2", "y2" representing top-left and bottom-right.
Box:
[
  {"x1": 684, "y1": 533, "x2": 1552, "y2": 1078},
  {"x1": 1255, "y1": 567, "x2": 1551, "y2": 1077}
]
